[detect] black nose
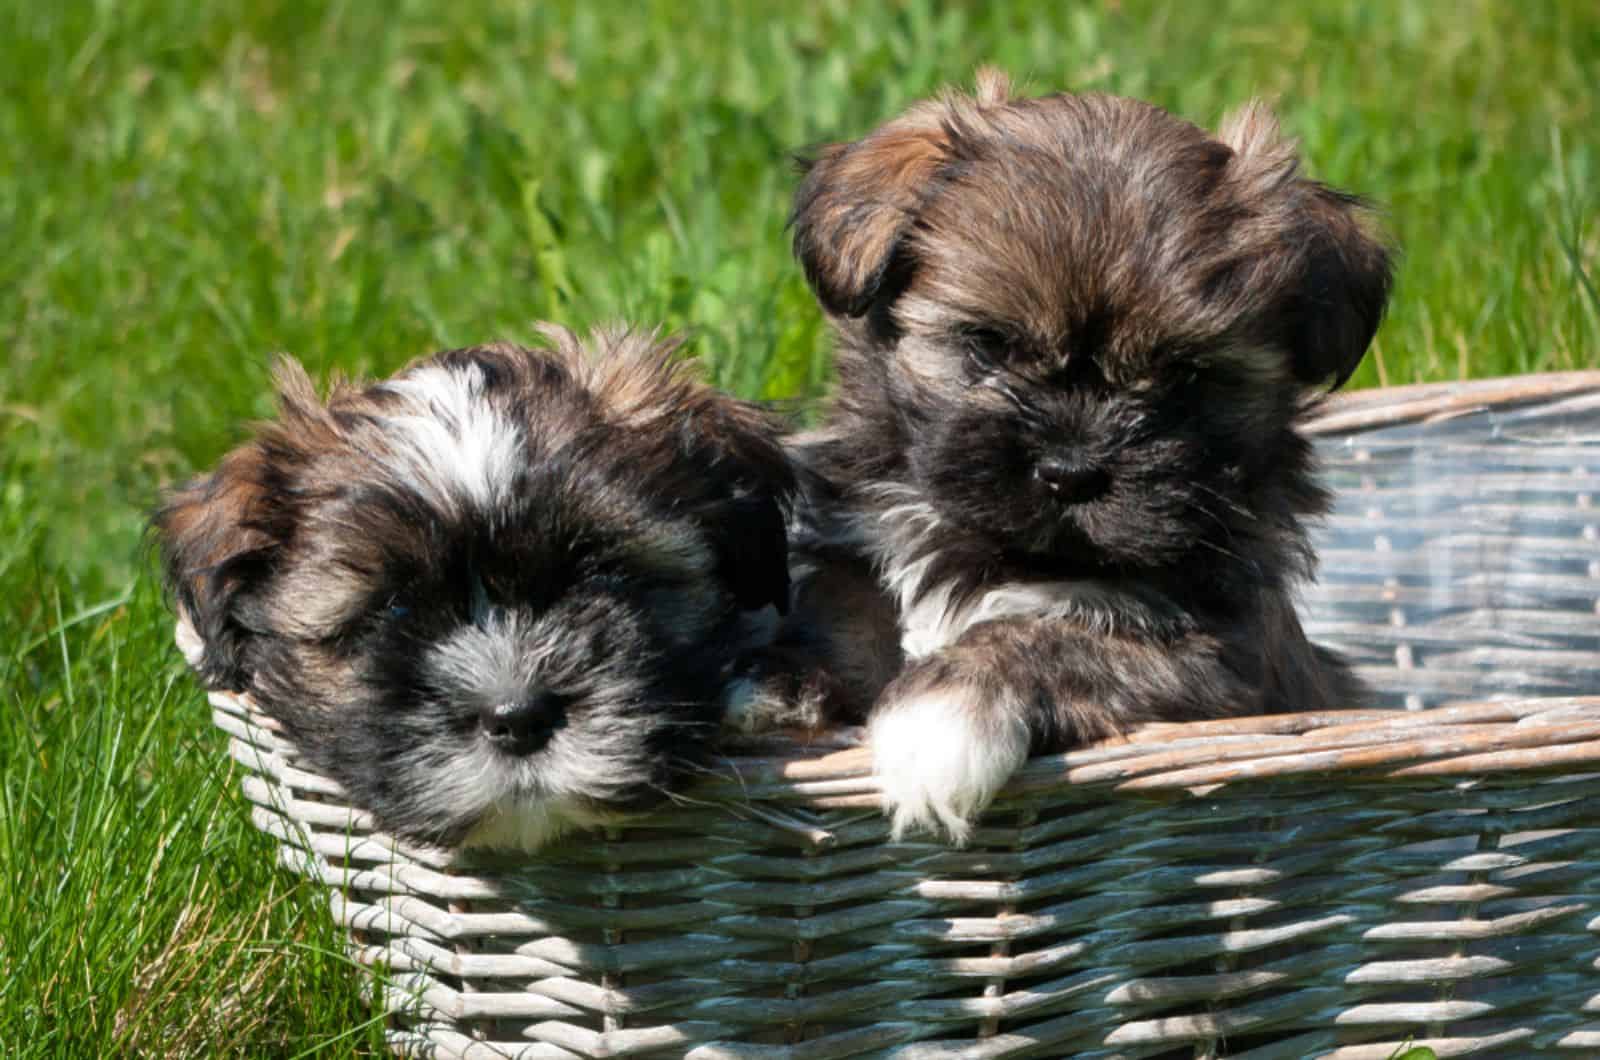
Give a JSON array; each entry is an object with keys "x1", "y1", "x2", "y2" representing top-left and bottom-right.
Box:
[
  {"x1": 479, "y1": 691, "x2": 562, "y2": 756},
  {"x1": 1034, "y1": 457, "x2": 1110, "y2": 504}
]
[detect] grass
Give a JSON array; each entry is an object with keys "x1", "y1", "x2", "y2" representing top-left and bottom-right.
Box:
[{"x1": 1, "y1": 1, "x2": 1595, "y2": 1055}]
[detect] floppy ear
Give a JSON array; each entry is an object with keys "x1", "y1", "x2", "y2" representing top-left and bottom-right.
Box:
[
  {"x1": 792, "y1": 70, "x2": 1018, "y2": 321},
  {"x1": 1221, "y1": 101, "x2": 1393, "y2": 390},
  {"x1": 152, "y1": 360, "x2": 323, "y2": 690},
  {"x1": 1282, "y1": 186, "x2": 1393, "y2": 389},
  {"x1": 792, "y1": 70, "x2": 1017, "y2": 322},
  {"x1": 555, "y1": 323, "x2": 798, "y2": 615},
  {"x1": 791, "y1": 128, "x2": 944, "y2": 318},
  {"x1": 791, "y1": 112, "x2": 956, "y2": 319},
  {"x1": 676, "y1": 390, "x2": 797, "y2": 615},
  {"x1": 153, "y1": 447, "x2": 284, "y2": 690}
]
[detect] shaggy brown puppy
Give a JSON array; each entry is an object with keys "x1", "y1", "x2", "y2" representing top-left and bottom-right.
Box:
[
  {"x1": 156, "y1": 326, "x2": 795, "y2": 850},
  {"x1": 787, "y1": 70, "x2": 1391, "y2": 841}
]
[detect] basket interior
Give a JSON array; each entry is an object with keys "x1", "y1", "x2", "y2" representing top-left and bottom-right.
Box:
[{"x1": 1305, "y1": 387, "x2": 1600, "y2": 709}]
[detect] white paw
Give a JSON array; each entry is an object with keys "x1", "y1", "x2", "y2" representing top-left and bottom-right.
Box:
[{"x1": 869, "y1": 686, "x2": 1031, "y2": 845}]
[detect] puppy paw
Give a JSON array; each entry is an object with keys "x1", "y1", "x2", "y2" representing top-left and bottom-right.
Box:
[
  {"x1": 869, "y1": 684, "x2": 1031, "y2": 844},
  {"x1": 721, "y1": 672, "x2": 823, "y2": 735}
]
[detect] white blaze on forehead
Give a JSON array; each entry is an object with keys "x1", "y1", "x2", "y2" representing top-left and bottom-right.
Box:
[{"x1": 376, "y1": 361, "x2": 524, "y2": 509}]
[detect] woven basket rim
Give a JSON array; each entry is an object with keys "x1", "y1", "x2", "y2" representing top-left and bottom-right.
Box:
[
  {"x1": 211, "y1": 682, "x2": 1600, "y2": 811},
  {"x1": 1302, "y1": 370, "x2": 1600, "y2": 435}
]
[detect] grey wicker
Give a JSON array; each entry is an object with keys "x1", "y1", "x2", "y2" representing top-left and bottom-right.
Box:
[{"x1": 199, "y1": 374, "x2": 1600, "y2": 1059}]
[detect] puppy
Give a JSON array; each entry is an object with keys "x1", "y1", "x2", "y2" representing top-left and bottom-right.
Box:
[
  {"x1": 787, "y1": 71, "x2": 1391, "y2": 841},
  {"x1": 155, "y1": 325, "x2": 794, "y2": 850}
]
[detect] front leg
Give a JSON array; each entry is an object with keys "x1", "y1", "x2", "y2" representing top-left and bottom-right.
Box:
[
  {"x1": 724, "y1": 542, "x2": 904, "y2": 736},
  {"x1": 868, "y1": 646, "x2": 1034, "y2": 844},
  {"x1": 870, "y1": 617, "x2": 1250, "y2": 843}
]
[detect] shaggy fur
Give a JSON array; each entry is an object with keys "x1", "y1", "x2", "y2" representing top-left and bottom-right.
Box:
[
  {"x1": 786, "y1": 70, "x2": 1392, "y2": 841},
  {"x1": 155, "y1": 326, "x2": 795, "y2": 850}
]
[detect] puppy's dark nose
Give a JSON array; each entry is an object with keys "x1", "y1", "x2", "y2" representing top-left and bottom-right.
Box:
[
  {"x1": 479, "y1": 691, "x2": 562, "y2": 756},
  {"x1": 1034, "y1": 457, "x2": 1110, "y2": 504}
]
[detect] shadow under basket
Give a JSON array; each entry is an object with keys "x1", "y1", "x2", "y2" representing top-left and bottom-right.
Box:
[{"x1": 206, "y1": 374, "x2": 1600, "y2": 1059}]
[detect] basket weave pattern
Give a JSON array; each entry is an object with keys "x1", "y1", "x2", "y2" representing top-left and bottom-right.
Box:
[{"x1": 208, "y1": 376, "x2": 1600, "y2": 1058}]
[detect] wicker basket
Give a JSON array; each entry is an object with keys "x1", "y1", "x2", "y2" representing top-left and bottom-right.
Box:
[{"x1": 203, "y1": 374, "x2": 1600, "y2": 1059}]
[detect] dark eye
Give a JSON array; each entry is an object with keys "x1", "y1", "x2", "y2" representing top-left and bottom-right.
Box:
[
  {"x1": 961, "y1": 326, "x2": 1010, "y2": 375},
  {"x1": 385, "y1": 595, "x2": 413, "y2": 622}
]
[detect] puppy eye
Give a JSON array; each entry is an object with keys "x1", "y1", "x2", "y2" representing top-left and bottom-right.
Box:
[
  {"x1": 385, "y1": 595, "x2": 413, "y2": 621},
  {"x1": 961, "y1": 326, "x2": 1011, "y2": 374}
]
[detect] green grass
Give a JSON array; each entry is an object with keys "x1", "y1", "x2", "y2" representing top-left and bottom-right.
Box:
[{"x1": 2, "y1": 1, "x2": 1595, "y2": 1054}]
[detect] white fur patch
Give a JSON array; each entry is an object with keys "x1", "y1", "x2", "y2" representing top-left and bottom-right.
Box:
[
  {"x1": 377, "y1": 362, "x2": 523, "y2": 510},
  {"x1": 454, "y1": 718, "x2": 644, "y2": 851},
  {"x1": 854, "y1": 482, "x2": 1006, "y2": 656},
  {"x1": 174, "y1": 610, "x2": 204, "y2": 669},
  {"x1": 852, "y1": 480, "x2": 1175, "y2": 658},
  {"x1": 898, "y1": 587, "x2": 967, "y2": 659},
  {"x1": 390, "y1": 748, "x2": 502, "y2": 840},
  {"x1": 901, "y1": 579, "x2": 1143, "y2": 658},
  {"x1": 426, "y1": 612, "x2": 545, "y2": 707},
  {"x1": 462, "y1": 796, "x2": 615, "y2": 851},
  {"x1": 853, "y1": 483, "x2": 968, "y2": 657},
  {"x1": 419, "y1": 614, "x2": 657, "y2": 851},
  {"x1": 870, "y1": 686, "x2": 1031, "y2": 844},
  {"x1": 428, "y1": 714, "x2": 650, "y2": 852}
]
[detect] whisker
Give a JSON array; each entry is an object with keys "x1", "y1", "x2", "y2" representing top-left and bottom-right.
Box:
[{"x1": 1190, "y1": 481, "x2": 1255, "y2": 520}]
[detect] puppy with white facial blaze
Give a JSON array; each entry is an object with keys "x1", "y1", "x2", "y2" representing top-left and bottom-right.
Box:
[
  {"x1": 788, "y1": 70, "x2": 1392, "y2": 841},
  {"x1": 156, "y1": 326, "x2": 794, "y2": 850}
]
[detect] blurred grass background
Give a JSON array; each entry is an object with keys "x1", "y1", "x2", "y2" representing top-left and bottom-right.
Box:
[{"x1": 2, "y1": 1, "x2": 1595, "y2": 1054}]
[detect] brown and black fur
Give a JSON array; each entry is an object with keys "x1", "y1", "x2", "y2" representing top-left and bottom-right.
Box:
[
  {"x1": 784, "y1": 70, "x2": 1391, "y2": 838},
  {"x1": 155, "y1": 325, "x2": 795, "y2": 849}
]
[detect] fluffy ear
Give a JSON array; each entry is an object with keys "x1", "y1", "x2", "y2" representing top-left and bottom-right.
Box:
[
  {"x1": 790, "y1": 135, "x2": 933, "y2": 319},
  {"x1": 1283, "y1": 186, "x2": 1394, "y2": 389},
  {"x1": 791, "y1": 113, "x2": 956, "y2": 319},
  {"x1": 545, "y1": 323, "x2": 798, "y2": 615},
  {"x1": 792, "y1": 69, "x2": 1015, "y2": 321},
  {"x1": 677, "y1": 390, "x2": 797, "y2": 615},
  {"x1": 153, "y1": 447, "x2": 283, "y2": 690},
  {"x1": 1221, "y1": 101, "x2": 1393, "y2": 390},
  {"x1": 152, "y1": 360, "x2": 322, "y2": 689}
]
